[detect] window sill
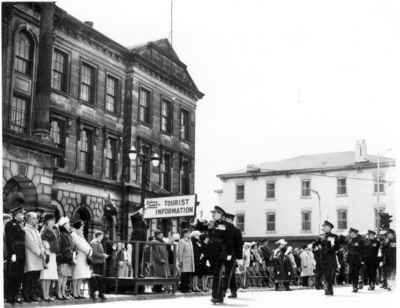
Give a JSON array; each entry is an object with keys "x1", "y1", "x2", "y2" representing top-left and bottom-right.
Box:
[
  {"x1": 265, "y1": 231, "x2": 276, "y2": 234},
  {"x1": 139, "y1": 123, "x2": 152, "y2": 130},
  {"x1": 105, "y1": 110, "x2": 120, "y2": 118},
  {"x1": 265, "y1": 197, "x2": 276, "y2": 201},
  {"x1": 300, "y1": 230, "x2": 312, "y2": 234},
  {"x1": 52, "y1": 88, "x2": 70, "y2": 98},
  {"x1": 336, "y1": 194, "x2": 348, "y2": 198},
  {"x1": 235, "y1": 199, "x2": 246, "y2": 203},
  {"x1": 300, "y1": 195, "x2": 312, "y2": 199},
  {"x1": 373, "y1": 192, "x2": 386, "y2": 196},
  {"x1": 79, "y1": 100, "x2": 95, "y2": 108}
]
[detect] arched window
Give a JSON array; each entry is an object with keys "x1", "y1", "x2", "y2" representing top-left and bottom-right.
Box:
[{"x1": 14, "y1": 31, "x2": 33, "y2": 76}]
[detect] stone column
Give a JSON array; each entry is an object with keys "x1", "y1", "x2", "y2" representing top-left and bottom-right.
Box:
[{"x1": 33, "y1": 3, "x2": 55, "y2": 139}]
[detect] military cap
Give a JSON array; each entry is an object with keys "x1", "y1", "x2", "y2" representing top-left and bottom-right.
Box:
[
  {"x1": 224, "y1": 212, "x2": 235, "y2": 220},
  {"x1": 368, "y1": 230, "x2": 377, "y2": 235},
  {"x1": 211, "y1": 205, "x2": 225, "y2": 215},
  {"x1": 275, "y1": 239, "x2": 287, "y2": 246},
  {"x1": 387, "y1": 229, "x2": 396, "y2": 236},
  {"x1": 10, "y1": 205, "x2": 25, "y2": 215},
  {"x1": 322, "y1": 220, "x2": 334, "y2": 229},
  {"x1": 349, "y1": 227, "x2": 359, "y2": 234}
]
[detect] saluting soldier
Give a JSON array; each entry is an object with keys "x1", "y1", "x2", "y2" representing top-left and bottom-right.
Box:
[
  {"x1": 208, "y1": 206, "x2": 234, "y2": 304},
  {"x1": 223, "y1": 212, "x2": 243, "y2": 299},
  {"x1": 319, "y1": 220, "x2": 339, "y2": 296},
  {"x1": 364, "y1": 230, "x2": 380, "y2": 290},
  {"x1": 347, "y1": 228, "x2": 364, "y2": 292},
  {"x1": 4, "y1": 203, "x2": 26, "y2": 304}
]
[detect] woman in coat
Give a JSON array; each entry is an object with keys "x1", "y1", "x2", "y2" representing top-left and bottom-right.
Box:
[
  {"x1": 40, "y1": 214, "x2": 59, "y2": 301},
  {"x1": 71, "y1": 220, "x2": 92, "y2": 299},
  {"x1": 191, "y1": 230, "x2": 202, "y2": 292},
  {"x1": 272, "y1": 239, "x2": 293, "y2": 291},
  {"x1": 178, "y1": 229, "x2": 195, "y2": 292},
  {"x1": 56, "y1": 217, "x2": 74, "y2": 299},
  {"x1": 198, "y1": 233, "x2": 212, "y2": 291},
  {"x1": 299, "y1": 245, "x2": 316, "y2": 286},
  {"x1": 151, "y1": 230, "x2": 170, "y2": 292}
]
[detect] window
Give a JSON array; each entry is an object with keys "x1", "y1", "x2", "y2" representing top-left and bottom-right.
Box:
[
  {"x1": 301, "y1": 210, "x2": 312, "y2": 232},
  {"x1": 105, "y1": 138, "x2": 117, "y2": 180},
  {"x1": 374, "y1": 175, "x2": 385, "y2": 194},
  {"x1": 337, "y1": 177, "x2": 347, "y2": 195},
  {"x1": 162, "y1": 152, "x2": 172, "y2": 191},
  {"x1": 80, "y1": 63, "x2": 95, "y2": 104},
  {"x1": 236, "y1": 214, "x2": 245, "y2": 232},
  {"x1": 14, "y1": 31, "x2": 33, "y2": 75},
  {"x1": 180, "y1": 159, "x2": 191, "y2": 194},
  {"x1": 337, "y1": 209, "x2": 347, "y2": 230},
  {"x1": 301, "y1": 179, "x2": 311, "y2": 197},
  {"x1": 79, "y1": 129, "x2": 93, "y2": 174},
  {"x1": 180, "y1": 109, "x2": 190, "y2": 141},
  {"x1": 266, "y1": 212, "x2": 276, "y2": 232},
  {"x1": 9, "y1": 95, "x2": 28, "y2": 133},
  {"x1": 52, "y1": 49, "x2": 68, "y2": 92},
  {"x1": 139, "y1": 88, "x2": 151, "y2": 125},
  {"x1": 50, "y1": 119, "x2": 65, "y2": 167},
  {"x1": 266, "y1": 182, "x2": 275, "y2": 199},
  {"x1": 161, "y1": 100, "x2": 173, "y2": 134},
  {"x1": 236, "y1": 184, "x2": 245, "y2": 201},
  {"x1": 105, "y1": 75, "x2": 118, "y2": 113}
]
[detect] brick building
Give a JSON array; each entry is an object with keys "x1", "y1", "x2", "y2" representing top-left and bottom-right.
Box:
[{"x1": 2, "y1": 2, "x2": 203, "y2": 240}]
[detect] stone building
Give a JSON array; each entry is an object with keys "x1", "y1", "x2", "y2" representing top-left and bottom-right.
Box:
[{"x1": 2, "y1": 2, "x2": 203, "y2": 240}]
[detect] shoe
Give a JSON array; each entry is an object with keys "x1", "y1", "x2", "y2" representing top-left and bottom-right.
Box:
[
  {"x1": 16, "y1": 298, "x2": 23, "y2": 304},
  {"x1": 368, "y1": 286, "x2": 375, "y2": 291},
  {"x1": 228, "y1": 293, "x2": 237, "y2": 298},
  {"x1": 99, "y1": 294, "x2": 107, "y2": 300},
  {"x1": 30, "y1": 297, "x2": 41, "y2": 302},
  {"x1": 352, "y1": 288, "x2": 358, "y2": 293}
]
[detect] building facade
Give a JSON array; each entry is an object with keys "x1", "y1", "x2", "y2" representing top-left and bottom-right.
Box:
[
  {"x1": 2, "y1": 2, "x2": 203, "y2": 240},
  {"x1": 216, "y1": 141, "x2": 395, "y2": 245}
]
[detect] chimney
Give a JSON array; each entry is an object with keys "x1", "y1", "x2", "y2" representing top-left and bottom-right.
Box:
[
  {"x1": 84, "y1": 21, "x2": 94, "y2": 28},
  {"x1": 355, "y1": 139, "x2": 368, "y2": 163}
]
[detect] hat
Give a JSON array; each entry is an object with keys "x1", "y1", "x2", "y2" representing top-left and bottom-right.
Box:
[
  {"x1": 387, "y1": 229, "x2": 396, "y2": 236},
  {"x1": 322, "y1": 220, "x2": 334, "y2": 229},
  {"x1": 10, "y1": 205, "x2": 25, "y2": 215},
  {"x1": 57, "y1": 216, "x2": 70, "y2": 227},
  {"x1": 275, "y1": 239, "x2": 287, "y2": 246},
  {"x1": 211, "y1": 206, "x2": 225, "y2": 215},
  {"x1": 349, "y1": 228, "x2": 359, "y2": 234},
  {"x1": 172, "y1": 233, "x2": 180, "y2": 241},
  {"x1": 224, "y1": 212, "x2": 235, "y2": 220},
  {"x1": 43, "y1": 213, "x2": 55, "y2": 223},
  {"x1": 368, "y1": 230, "x2": 377, "y2": 235},
  {"x1": 72, "y1": 220, "x2": 83, "y2": 230},
  {"x1": 191, "y1": 230, "x2": 201, "y2": 238}
]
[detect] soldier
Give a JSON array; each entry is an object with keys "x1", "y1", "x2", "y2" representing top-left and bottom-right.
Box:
[
  {"x1": 319, "y1": 220, "x2": 339, "y2": 296},
  {"x1": 4, "y1": 203, "x2": 26, "y2": 304},
  {"x1": 347, "y1": 228, "x2": 364, "y2": 292},
  {"x1": 208, "y1": 206, "x2": 234, "y2": 304},
  {"x1": 364, "y1": 230, "x2": 380, "y2": 290},
  {"x1": 381, "y1": 229, "x2": 396, "y2": 291},
  {"x1": 223, "y1": 212, "x2": 243, "y2": 299},
  {"x1": 312, "y1": 234, "x2": 324, "y2": 290}
]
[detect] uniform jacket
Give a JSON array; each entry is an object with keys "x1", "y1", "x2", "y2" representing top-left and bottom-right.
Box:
[
  {"x1": 151, "y1": 238, "x2": 170, "y2": 277},
  {"x1": 178, "y1": 238, "x2": 195, "y2": 273},
  {"x1": 24, "y1": 224, "x2": 45, "y2": 273},
  {"x1": 57, "y1": 226, "x2": 75, "y2": 265},
  {"x1": 300, "y1": 249, "x2": 316, "y2": 277},
  {"x1": 232, "y1": 224, "x2": 244, "y2": 260},
  {"x1": 382, "y1": 238, "x2": 396, "y2": 268},
  {"x1": 347, "y1": 236, "x2": 364, "y2": 265},
  {"x1": 5, "y1": 218, "x2": 25, "y2": 263},
  {"x1": 41, "y1": 226, "x2": 60, "y2": 254},
  {"x1": 90, "y1": 239, "x2": 106, "y2": 264},
  {"x1": 208, "y1": 219, "x2": 234, "y2": 264},
  {"x1": 319, "y1": 232, "x2": 339, "y2": 267},
  {"x1": 364, "y1": 238, "x2": 380, "y2": 264},
  {"x1": 191, "y1": 237, "x2": 202, "y2": 272}
]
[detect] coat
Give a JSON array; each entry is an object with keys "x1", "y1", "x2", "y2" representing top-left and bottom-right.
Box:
[
  {"x1": 299, "y1": 249, "x2": 316, "y2": 277},
  {"x1": 24, "y1": 224, "x2": 45, "y2": 273},
  {"x1": 178, "y1": 238, "x2": 195, "y2": 273},
  {"x1": 347, "y1": 236, "x2": 364, "y2": 266},
  {"x1": 5, "y1": 218, "x2": 25, "y2": 277},
  {"x1": 151, "y1": 238, "x2": 170, "y2": 277},
  {"x1": 272, "y1": 247, "x2": 293, "y2": 282},
  {"x1": 90, "y1": 239, "x2": 106, "y2": 264},
  {"x1": 71, "y1": 231, "x2": 92, "y2": 279},
  {"x1": 191, "y1": 237, "x2": 202, "y2": 273},
  {"x1": 41, "y1": 226, "x2": 60, "y2": 254},
  {"x1": 57, "y1": 226, "x2": 75, "y2": 265}
]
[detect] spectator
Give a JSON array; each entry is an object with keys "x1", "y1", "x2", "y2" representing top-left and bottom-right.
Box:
[
  {"x1": 117, "y1": 243, "x2": 129, "y2": 277},
  {"x1": 198, "y1": 233, "x2": 212, "y2": 291},
  {"x1": 89, "y1": 231, "x2": 108, "y2": 300},
  {"x1": 272, "y1": 239, "x2": 293, "y2": 291},
  {"x1": 178, "y1": 229, "x2": 195, "y2": 292},
  {"x1": 23, "y1": 211, "x2": 45, "y2": 302},
  {"x1": 151, "y1": 230, "x2": 170, "y2": 292},
  {"x1": 191, "y1": 230, "x2": 202, "y2": 292},
  {"x1": 56, "y1": 217, "x2": 74, "y2": 300},
  {"x1": 40, "y1": 214, "x2": 59, "y2": 302},
  {"x1": 130, "y1": 212, "x2": 147, "y2": 278},
  {"x1": 71, "y1": 220, "x2": 92, "y2": 299},
  {"x1": 299, "y1": 244, "x2": 316, "y2": 287}
]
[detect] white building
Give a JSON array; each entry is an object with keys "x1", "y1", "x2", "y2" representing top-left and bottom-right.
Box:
[{"x1": 216, "y1": 141, "x2": 395, "y2": 244}]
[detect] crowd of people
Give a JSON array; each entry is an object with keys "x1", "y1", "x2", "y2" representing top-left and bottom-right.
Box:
[{"x1": 3, "y1": 200, "x2": 397, "y2": 305}]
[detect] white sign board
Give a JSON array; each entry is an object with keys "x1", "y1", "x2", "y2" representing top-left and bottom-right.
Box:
[{"x1": 143, "y1": 195, "x2": 196, "y2": 219}]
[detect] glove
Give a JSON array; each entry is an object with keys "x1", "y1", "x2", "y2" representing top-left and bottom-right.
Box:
[
  {"x1": 206, "y1": 260, "x2": 211, "y2": 267},
  {"x1": 379, "y1": 262, "x2": 383, "y2": 267},
  {"x1": 11, "y1": 254, "x2": 16, "y2": 263},
  {"x1": 227, "y1": 255, "x2": 232, "y2": 261}
]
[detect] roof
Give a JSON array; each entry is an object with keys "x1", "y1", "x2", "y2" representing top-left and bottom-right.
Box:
[{"x1": 218, "y1": 151, "x2": 395, "y2": 179}]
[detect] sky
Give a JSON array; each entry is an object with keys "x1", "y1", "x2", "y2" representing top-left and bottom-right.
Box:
[{"x1": 57, "y1": 0, "x2": 400, "y2": 218}]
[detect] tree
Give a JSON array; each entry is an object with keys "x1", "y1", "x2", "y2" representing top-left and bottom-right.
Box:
[{"x1": 378, "y1": 212, "x2": 393, "y2": 231}]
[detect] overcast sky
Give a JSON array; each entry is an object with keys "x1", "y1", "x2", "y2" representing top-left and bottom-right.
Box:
[{"x1": 57, "y1": 0, "x2": 400, "y2": 217}]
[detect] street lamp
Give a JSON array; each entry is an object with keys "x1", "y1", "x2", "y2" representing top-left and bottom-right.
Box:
[{"x1": 311, "y1": 189, "x2": 321, "y2": 234}]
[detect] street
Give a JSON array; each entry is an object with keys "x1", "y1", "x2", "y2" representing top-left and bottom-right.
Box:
[{"x1": 20, "y1": 287, "x2": 397, "y2": 308}]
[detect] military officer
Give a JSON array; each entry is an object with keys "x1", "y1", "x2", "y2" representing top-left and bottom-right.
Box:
[
  {"x1": 5, "y1": 203, "x2": 26, "y2": 304},
  {"x1": 364, "y1": 230, "x2": 380, "y2": 290},
  {"x1": 208, "y1": 206, "x2": 234, "y2": 304},
  {"x1": 381, "y1": 229, "x2": 396, "y2": 291},
  {"x1": 347, "y1": 228, "x2": 364, "y2": 292},
  {"x1": 319, "y1": 220, "x2": 339, "y2": 296},
  {"x1": 223, "y1": 212, "x2": 243, "y2": 299}
]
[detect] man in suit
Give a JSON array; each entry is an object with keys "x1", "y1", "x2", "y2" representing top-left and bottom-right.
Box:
[
  {"x1": 223, "y1": 212, "x2": 243, "y2": 298},
  {"x1": 90, "y1": 231, "x2": 109, "y2": 300},
  {"x1": 23, "y1": 211, "x2": 45, "y2": 302},
  {"x1": 319, "y1": 220, "x2": 339, "y2": 296},
  {"x1": 4, "y1": 204, "x2": 26, "y2": 304}
]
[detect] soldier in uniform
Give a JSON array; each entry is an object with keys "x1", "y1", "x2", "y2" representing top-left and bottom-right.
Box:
[
  {"x1": 319, "y1": 220, "x2": 339, "y2": 296},
  {"x1": 223, "y1": 212, "x2": 243, "y2": 299},
  {"x1": 347, "y1": 228, "x2": 364, "y2": 292},
  {"x1": 364, "y1": 230, "x2": 380, "y2": 290},
  {"x1": 208, "y1": 206, "x2": 234, "y2": 304},
  {"x1": 4, "y1": 203, "x2": 26, "y2": 304},
  {"x1": 381, "y1": 229, "x2": 396, "y2": 291}
]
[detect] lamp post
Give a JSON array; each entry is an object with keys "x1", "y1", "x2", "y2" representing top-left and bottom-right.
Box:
[
  {"x1": 311, "y1": 189, "x2": 321, "y2": 235},
  {"x1": 128, "y1": 144, "x2": 160, "y2": 209}
]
